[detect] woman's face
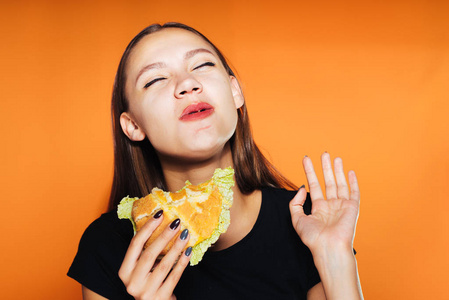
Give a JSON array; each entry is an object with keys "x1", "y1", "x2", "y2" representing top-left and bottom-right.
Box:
[{"x1": 121, "y1": 28, "x2": 243, "y2": 162}]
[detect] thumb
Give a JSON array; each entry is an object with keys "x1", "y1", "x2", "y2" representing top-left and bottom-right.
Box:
[{"x1": 289, "y1": 185, "x2": 307, "y2": 217}]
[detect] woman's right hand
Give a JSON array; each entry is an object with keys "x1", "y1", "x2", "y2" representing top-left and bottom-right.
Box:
[{"x1": 118, "y1": 211, "x2": 192, "y2": 300}]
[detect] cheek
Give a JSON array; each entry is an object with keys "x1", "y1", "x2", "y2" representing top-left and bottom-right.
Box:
[
  {"x1": 214, "y1": 106, "x2": 239, "y2": 140},
  {"x1": 136, "y1": 102, "x2": 173, "y2": 142},
  {"x1": 143, "y1": 113, "x2": 173, "y2": 144},
  {"x1": 226, "y1": 109, "x2": 239, "y2": 136},
  {"x1": 145, "y1": 122, "x2": 179, "y2": 157}
]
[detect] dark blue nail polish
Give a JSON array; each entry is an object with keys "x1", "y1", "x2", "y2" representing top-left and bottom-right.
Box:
[
  {"x1": 180, "y1": 229, "x2": 189, "y2": 240},
  {"x1": 185, "y1": 247, "x2": 192, "y2": 256},
  {"x1": 299, "y1": 184, "x2": 305, "y2": 190},
  {"x1": 153, "y1": 210, "x2": 163, "y2": 219},
  {"x1": 170, "y1": 218, "x2": 180, "y2": 230}
]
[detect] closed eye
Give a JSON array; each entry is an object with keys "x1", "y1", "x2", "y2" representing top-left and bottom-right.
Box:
[
  {"x1": 144, "y1": 77, "x2": 165, "y2": 89},
  {"x1": 194, "y1": 62, "x2": 215, "y2": 70}
]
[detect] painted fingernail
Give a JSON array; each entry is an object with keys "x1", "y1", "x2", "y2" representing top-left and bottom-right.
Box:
[
  {"x1": 170, "y1": 218, "x2": 180, "y2": 230},
  {"x1": 185, "y1": 247, "x2": 192, "y2": 256},
  {"x1": 299, "y1": 184, "x2": 305, "y2": 190},
  {"x1": 180, "y1": 229, "x2": 189, "y2": 240},
  {"x1": 153, "y1": 210, "x2": 163, "y2": 219},
  {"x1": 304, "y1": 155, "x2": 308, "y2": 158}
]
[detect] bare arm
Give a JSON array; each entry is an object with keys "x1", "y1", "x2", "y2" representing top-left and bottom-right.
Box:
[
  {"x1": 307, "y1": 283, "x2": 326, "y2": 300},
  {"x1": 82, "y1": 286, "x2": 108, "y2": 300},
  {"x1": 311, "y1": 249, "x2": 362, "y2": 299}
]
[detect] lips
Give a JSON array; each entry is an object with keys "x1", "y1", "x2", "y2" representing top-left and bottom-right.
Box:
[{"x1": 180, "y1": 102, "x2": 214, "y2": 121}]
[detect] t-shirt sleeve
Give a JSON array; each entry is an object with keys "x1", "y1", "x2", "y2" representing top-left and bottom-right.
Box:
[{"x1": 67, "y1": 214, "x2": 134, "y2": 300}]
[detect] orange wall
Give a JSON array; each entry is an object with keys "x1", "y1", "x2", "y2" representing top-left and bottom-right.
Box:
[{"x1": 1, "y1": 0, "x2": 448, "y2": 299}]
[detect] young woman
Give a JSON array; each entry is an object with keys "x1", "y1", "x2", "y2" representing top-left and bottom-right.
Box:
[{"x1": 68, "y1": 23, "x2": 363, "y2": 300}]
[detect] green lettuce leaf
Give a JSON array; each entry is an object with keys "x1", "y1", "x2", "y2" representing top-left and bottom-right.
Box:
[{"x1": 117, "y1": 196, "x2": 139, "y2": 233}]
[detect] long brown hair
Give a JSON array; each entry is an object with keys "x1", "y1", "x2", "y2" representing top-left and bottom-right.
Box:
[{"x1": 108, "y1": 22, "x2": 296, "y2": 211}]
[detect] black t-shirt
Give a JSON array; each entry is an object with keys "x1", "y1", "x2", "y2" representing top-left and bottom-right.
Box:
[{"x1": 68, "y1": 187, "x2": 320, "y2": 299}]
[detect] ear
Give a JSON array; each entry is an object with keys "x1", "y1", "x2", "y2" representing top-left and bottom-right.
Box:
[
  {"x1": 230, "y1": 76, "x2": 244, "y2": 109},
  {"x1": 120, "y1": 112, "x2": 146, "y2": 141}
]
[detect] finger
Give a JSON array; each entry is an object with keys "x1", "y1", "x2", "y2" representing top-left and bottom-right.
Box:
[
  {"x1": 334, "y1": 157, "x2": 349, "y2": 200},
  {"x1": 348, "y1": 170, "x2": 360, "y2": 202},
  {"x1": 303, "y1": 156, "x2": 324, "y2": 201},
  {"x1": 157, "y1": 235, "x2": 192, "y2": 296},
  {"x1": 119, "y1": 211, "x2": 164, "y2": 282},
  {"x1": 149, "y1": 228, "x2": 190, "y2": 289},
  {"x1": 289, "y1": 185, "x2": 307, "y2": 217},
  {"x1": 321, "y1": 152, "x2": 337, "y2": 199},
  {"x1": 130, "y1": 219, "x2": 181, "y2": 285}
]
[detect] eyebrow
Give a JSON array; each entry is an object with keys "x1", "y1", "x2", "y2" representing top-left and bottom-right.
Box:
[
  {"x1": 135, "y1": 62, "x2": 166, "y2": 85},
  {"x1": 135, "y1": 48, "x2": 215, "y2": 85},
  {"x1": 184, "y1": 48, "x2": 214, "y2": 60}
]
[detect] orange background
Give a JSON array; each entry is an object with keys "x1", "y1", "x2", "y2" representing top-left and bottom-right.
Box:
[{"x1": 1, "y1": 0, "x2": 448, "y2": 299}]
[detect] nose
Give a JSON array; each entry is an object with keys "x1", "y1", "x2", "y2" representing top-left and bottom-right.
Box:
[{"x1": 174, "y1": 74, "x2": 203, "y2": 98}]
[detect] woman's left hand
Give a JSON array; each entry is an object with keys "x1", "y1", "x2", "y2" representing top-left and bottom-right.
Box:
[{"x1": 289, "y1": 153, "x2": 360, "y2": 255}]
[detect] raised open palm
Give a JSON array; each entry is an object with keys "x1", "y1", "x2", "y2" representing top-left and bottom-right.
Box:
[{"x1": 290, "y1": 153, "x2": 360, "y2": 254}]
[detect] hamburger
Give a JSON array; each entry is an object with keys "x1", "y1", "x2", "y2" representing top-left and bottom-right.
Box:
[{"x1": 117, "y1": 167, "x2": 234, "y2": 265}]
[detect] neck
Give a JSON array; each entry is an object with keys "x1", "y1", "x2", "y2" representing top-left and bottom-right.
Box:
[{"x1": 159, "y1": 142, "x2": 235, "y2": 192}]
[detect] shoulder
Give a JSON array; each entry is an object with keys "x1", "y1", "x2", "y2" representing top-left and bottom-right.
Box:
[
  {"x1": 69, "y1": 210, "x2": 133, "y2": 265},
  {"x1": 262, "y1": 186, "x2": 312, "y2": 215},
  {"x1": 79, "y1": 211, "x2": 133, "y2": 249},
  {"x1": 68, "y1": 211, "x2": 134, "y2": 299}
]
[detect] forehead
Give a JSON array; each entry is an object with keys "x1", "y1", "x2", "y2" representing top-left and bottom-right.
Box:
[{"x1": 126, "y1": 28, "x2": 216, "y2": 72}]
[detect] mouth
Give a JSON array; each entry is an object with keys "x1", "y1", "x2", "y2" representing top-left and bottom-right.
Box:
[{"x1": 180, "y1": 102, "x2": 214, "y2": 121}]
